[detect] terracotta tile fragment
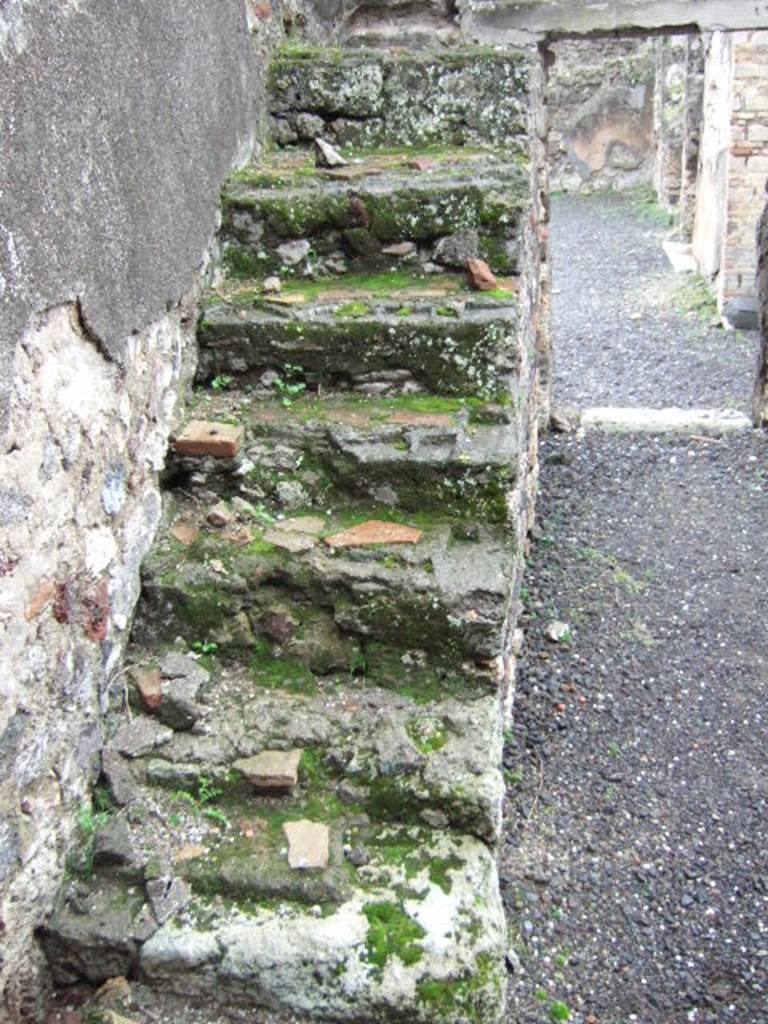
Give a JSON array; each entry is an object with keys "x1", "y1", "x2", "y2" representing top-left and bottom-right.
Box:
[
  {"x1": 324, "y1": 520, "x2": 423, "y2": 548},
  {"x1": 128, "y1": 666, "x2": 162, "y2": 712},
  {"x1": 467, "y1": 258, "x2": 498, "y2": 291},
  {"x1": 26, "y1": 580, "x2": 56, "y2": 620},
  {"x1": 388, "y1": 411, "x2": 454, "y2": 428},
  {"x1": 174, "y1": 421, "x2": 244, "y2": 458}
]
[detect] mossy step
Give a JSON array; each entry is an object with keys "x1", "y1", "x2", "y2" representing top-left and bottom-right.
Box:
[
  {"x1": 133, "y1": 502, "x2": 516, "y2": 679},
  {"x1": 197, "y1": 278, "x2": 519, "y2": 402},
  {"x1": 221, "y1": 150, "x2": 527, "y2": 280},
  {"x1": 42, "y1": 823, "x2": 506, "y2": 1022},
  {"x1": 171, "y1": 392, "x2": 518, "y2": 522},
  {"x1": 106, "y1": 663, "x2": 504, "y2": 843},
  {"x1": 269, "y1": 43, "x2": 532, "y2": 155}
]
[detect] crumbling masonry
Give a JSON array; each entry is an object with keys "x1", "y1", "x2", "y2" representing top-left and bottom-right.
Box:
[{"x1": 1, "y1": 2, "x2": 768, "y2": 1022}]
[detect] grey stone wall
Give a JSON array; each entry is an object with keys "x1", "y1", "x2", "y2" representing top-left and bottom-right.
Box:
[
  {"x1": 269, "y1": 47, "x2": 533, "y2": 151},
  {"x1": 0, "y1": 1, "x2": 279, "y2": 1014},
  {"x1": 460, "y1": 0, "x2": 768, "y2": 43},
  {"x1": 547, "y1": 38, "x2": 655, "y2": 193}
]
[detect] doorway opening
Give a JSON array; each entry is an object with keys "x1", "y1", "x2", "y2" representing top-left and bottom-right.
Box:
[{"x1": 540, "y1": 30, "x2": 767, "y2": 432}]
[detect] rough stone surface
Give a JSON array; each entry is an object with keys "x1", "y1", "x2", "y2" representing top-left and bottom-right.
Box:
[
  {"x1": 269, "y1": 48, "x2": 532, "y2": 151},
  {"x1": 134, "y1": 831, "x2": 507, "y2": 1022},
  {"x1": 234, "y1": 750, "x2": 302, "y2": 790},
  {"x1": 462, "y1": 0, "x2": 768, "y2": 43},
  {"x1": 283, "y1": 820, "x2": 330, "y2": 870},
  {"x1": 34, "y1": 35, "x2": 542, "y2": 1024},
  {"x1": 92, "y1": 817, "x2": 137, "y2": 871}
]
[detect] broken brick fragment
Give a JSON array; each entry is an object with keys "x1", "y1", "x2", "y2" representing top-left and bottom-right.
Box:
[{"x1": 174, "y1": 421, "x2": 244, "y2": 458}]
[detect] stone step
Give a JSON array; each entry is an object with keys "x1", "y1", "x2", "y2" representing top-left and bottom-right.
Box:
[
  {"x1": 197, "y1": 271, "x2": 520, "y2": 401},
  {"x1": 106, "y1": 651, "x2": 504, "y2": 844},
  {"x1": 132, "y1": 502, "x2": 517, "y2": 679},
  {"x1": 41, "y1": 818, "x2": 506, "y2": 1022},
  {"x1": 268, "y1": 44, "x2": 531, "y2": 154},
  {"x1": 221, "y1": 148, "x2": 528, "y2": 279},
  {"x1": 169, "y1": 394, "x2": 519, "y2": 522}
]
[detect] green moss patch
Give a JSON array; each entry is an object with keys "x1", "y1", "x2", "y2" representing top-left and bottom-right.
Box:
[
  {"x1": 362, "y1": 901, "x2": 426, "y2": 970},
  {"x1": 416, "y1": 953, "x2": 503, "y2": 1022}
]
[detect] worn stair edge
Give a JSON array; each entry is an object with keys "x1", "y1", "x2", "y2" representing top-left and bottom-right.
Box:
[
  {"x1": 106, "y1": 657, "x2": 505, "y2": 843},
  {"x1": 221, "y1": 171, "x2": 527, "y2": 279},
  {"x1": 134, "y1": 511, "x2": 518, "y2": 673},
  {"x1": 42, "y1": 828, "x2": 507, "y2": 1024},
  {"x1": 197, "y1": 300, "x2": 520, "y2": 401},
  {"x1": 168, "y1": 396, "x2": 521, "y2": 523},
  {"x1": 267, "y1": 45, "x2": 532, "y2": 153}
]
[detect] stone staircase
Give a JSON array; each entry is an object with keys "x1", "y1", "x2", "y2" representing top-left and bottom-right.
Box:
[{"x1": 40, "y1": 45, "x2": 541, "y2": 1024}]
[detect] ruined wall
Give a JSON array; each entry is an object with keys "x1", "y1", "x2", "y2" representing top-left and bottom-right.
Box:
[
  {"x1": 652, "y1": 35, "x2": 688, "y2": 211},
  {"x1": 269, "y1": 47, "x2": 531, "y2": 151},
  {"x1": 678, "y1": 35, "x2": 706, "y2": 241},
  {"x1": 693, "y1": 30, "x2": 768, "y2": 318},
  {"x1": 0, "y1": 0, "x2": 280, "y2": 1013},
  {"x1": 547, "y1": 37, "x2": 654, "y2": 193}
]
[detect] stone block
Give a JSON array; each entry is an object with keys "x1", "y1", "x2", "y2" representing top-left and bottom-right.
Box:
[
  {"x1": 234, "y1": 750, "x2": 302, "y2": 790},
  {"x1": 173, "y1": 421, "x2": 244, "y2": 458},
  {"x1": 283, "y1": 820, "x2": 329, "y2": 870}
]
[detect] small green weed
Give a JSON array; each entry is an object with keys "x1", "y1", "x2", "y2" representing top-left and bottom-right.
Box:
[
  {"x1": 549, "y1": 1001, "x2": 572, "y2": 1022},
  {"x1": 192, "y1": 640, "x2": 218, "y2": 655},
  {"x1": 275, "y1": 363, "x2": 307, "y2": 408},
  {"x1": 211, "y1": 374, "x2": 234, "y2": 391},
  {"x1": 68, "y1": 800, "x2": 110, "y2": 878},
  {"x1": 202, "y1": 806, "x2": 230, "y2": 828}
]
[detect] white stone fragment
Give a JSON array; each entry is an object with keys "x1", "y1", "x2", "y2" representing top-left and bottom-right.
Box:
[{"x1": 581, "y1": 407, "x2": 752, "y2": 436}]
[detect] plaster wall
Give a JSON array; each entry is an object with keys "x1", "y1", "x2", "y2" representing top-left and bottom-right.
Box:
[
  {"x1": 692, "y1": 32, "x2": 733, "y2": 284},
  {"x1": 548, "y1": 38, "x2": 654, "y2": 193},
  {"x1": 0, "y1": 0, "x2": 276, "y2": 1012}
]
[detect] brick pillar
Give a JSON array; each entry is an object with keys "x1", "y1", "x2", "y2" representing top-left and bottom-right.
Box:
[{"x1": 719, "y1": 30, "x2": 768, "y2": 313}]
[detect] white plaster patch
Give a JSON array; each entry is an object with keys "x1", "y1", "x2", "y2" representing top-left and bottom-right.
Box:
[{"x1": 85, "y1": 526, "x2": 118, "y2": 576}]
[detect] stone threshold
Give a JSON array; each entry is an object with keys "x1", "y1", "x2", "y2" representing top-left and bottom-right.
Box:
[{"x1": 580, "y1": 406, "x2": 753, "y2": 436}]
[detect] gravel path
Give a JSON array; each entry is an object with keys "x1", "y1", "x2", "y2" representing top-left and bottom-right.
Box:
[
  {"x1": 503, "y1": 193, "x2": 768, "y2": 1024},
  {"x1": 550, "y1": 192, "x2": 759, "y2": 412}
]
